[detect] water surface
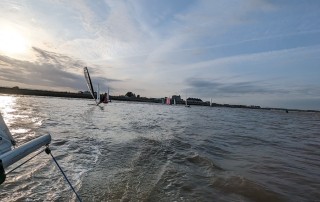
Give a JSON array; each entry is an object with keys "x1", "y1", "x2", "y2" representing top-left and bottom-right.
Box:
[{"x1": 0, "y1": 95, "x2": 319, "y2": 201}]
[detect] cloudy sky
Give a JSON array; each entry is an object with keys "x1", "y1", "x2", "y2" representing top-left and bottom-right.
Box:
[{"x1": 0, "y1": 0, "x2": 320, "y2": 110}]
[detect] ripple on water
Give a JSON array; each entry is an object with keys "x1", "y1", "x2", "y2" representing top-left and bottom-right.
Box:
[{"x1": 1, "y1": 97, "x2": 320, "y2": 202}]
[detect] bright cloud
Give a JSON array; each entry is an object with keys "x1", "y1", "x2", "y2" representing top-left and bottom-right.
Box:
[{"x1": 0, "y1": 0, "x2": 320, "y2": 110}]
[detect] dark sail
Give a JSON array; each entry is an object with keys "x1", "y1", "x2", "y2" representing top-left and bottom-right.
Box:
[{"x1": 83, "y1": 67, "x2": 96, "y2": 101}]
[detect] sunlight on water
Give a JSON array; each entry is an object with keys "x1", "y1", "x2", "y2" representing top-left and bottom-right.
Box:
[
  {"x1": 0, "y1": 95, "x2": 16, "y2": 125},
  {"x1": 0, "y1": 96, "x2": 319, "y2": 202},
  {"x1": 10, "y1": 128, "x2": 30, "y2": 134}
]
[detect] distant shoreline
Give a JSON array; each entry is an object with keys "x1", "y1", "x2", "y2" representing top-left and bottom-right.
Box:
[
  {"x1": 0, "y1": 86, "x2": 92, "y2": 99},
  {"x1": 0, "y1": 86, "x2": 318, "y2": 113}
]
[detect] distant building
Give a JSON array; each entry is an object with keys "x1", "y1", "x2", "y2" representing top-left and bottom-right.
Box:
[
  {"x1": 172, "y1": 95, "x2": 182, "y2": 101},
  {"x1": 187, "y1": 97, "x2": 203, "y2": 102},
  {"x1": 166, "y1": 97, "x2": 171, "y2": 105}
]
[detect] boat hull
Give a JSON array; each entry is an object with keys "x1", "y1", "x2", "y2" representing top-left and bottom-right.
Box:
[{"x1": 0, "y1": 134, "x2": 51, "y2": 169}]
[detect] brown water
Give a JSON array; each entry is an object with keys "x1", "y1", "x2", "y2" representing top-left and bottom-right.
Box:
[{"x1": 0, "y1": 95, "x2": 319, "y2": 201}]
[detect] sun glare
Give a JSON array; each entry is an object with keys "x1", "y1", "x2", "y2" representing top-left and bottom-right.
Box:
[
  {"x1": 0, "y1": 95, "x2": 16, "y2": 125},
  {"x1": 0, "y1": 28, "x2": 29, "y2": 55}
]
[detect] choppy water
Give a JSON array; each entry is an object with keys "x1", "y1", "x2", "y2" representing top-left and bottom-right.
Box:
[{"x1": 0, "y1": 95, "x2": 319, "y2": 202}]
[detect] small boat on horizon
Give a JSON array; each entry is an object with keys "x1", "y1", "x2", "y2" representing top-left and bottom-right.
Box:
[
  {"x1": 102, "y1": 88, "x2": 111, "y2": 103},
  {"x1": 185, "y1": 97, "x2": 190, "y2": 107}
]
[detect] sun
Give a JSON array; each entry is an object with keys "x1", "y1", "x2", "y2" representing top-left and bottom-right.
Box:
[{"x1": 0, "y1": 28, "x2": 29, "y2": 55}]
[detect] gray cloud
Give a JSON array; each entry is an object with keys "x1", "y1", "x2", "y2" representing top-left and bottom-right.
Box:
[
  {"x1": 0, "y1": 47, "x2": 122, "y2": 91},
  {"x1": 185, "y1": 77, "x2": 291, "y2": 97}
]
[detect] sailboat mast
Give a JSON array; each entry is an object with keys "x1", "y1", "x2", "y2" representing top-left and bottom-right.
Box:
[
  {"x1": 107, "y1": 88, "x2": 110, "y2": 101},
  {"x1": 84, "y1": 67, "x2": 99, "y2": 105},
  {"x1": 97, "y1": 84, "x2": 100, "y2": 101}
]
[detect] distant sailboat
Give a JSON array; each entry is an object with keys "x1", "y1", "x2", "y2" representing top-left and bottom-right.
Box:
[
  {"x1": 173, "y1": 99, "x2": 176, "y2": 105},
  {"x1": 97, "y1": 84, "x2": 100, "y2": 103},
  {"x1": 107, "y1": 88, "x2": 110, "y2": 102},
  {"x1": 0, "y1": 113, "x2": 51, "y2": 184},
  {"x1": 84, "y1": 67, "x2": 100, "y2": 106},
  {"x1": 210, "y1": 98, "x2": 212, "y2": 107},
  {"x1": 102, "y1": 88, "x2": 110, "y2": 103},
  {"x1": 185, "y1": 97, "x2": 190, "y2": 107},
  {"x1": 102, "y1": 92, "x2": 108, "y2": 103}
]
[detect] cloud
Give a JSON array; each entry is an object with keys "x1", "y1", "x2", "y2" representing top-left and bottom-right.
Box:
[
  {"x1": 185, "y1": 77, "x2": 320, "y2": 109},
  {"x1": 1, "y1": 1, "x2": 320, "y2": 109},
  {"x1": 63, "y1": 0, "x2": 157, "y2": 60},
  {"x1": 0, "y1": 47, "x2": 121, "y2": 91},
  {"x1": 185, "y1": 77, "x2": 288, "y2": 96},
  {"x1": 32, "y1": 47, "x2": 85, "y2": 71}
]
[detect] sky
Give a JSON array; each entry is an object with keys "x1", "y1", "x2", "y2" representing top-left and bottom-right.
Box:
[{"x1": 0, "y1": 0, "x2": 320, "y2": 110}]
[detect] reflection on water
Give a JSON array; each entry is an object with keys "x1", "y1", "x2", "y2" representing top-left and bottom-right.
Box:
[
  {"x1": 0, "y1": 95, "x2": 17, "y2": 125},
  {"x1": 0, "y1": 95, "x2": 320, "y2": 202}
]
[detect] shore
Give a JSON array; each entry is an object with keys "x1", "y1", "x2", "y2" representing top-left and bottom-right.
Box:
[{"x1": 0, "y1": 86, "x2": 318, "y2": 113}]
